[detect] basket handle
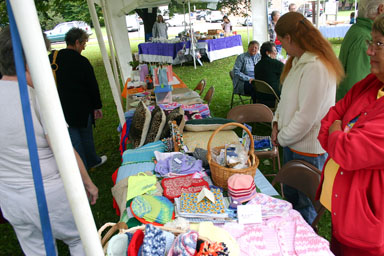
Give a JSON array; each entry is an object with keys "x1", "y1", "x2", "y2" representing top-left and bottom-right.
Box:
[
  {"x1": 206, "y1": 122, "x2": 255, "y2": 163},
  {"x1": 98, "y1": 222, "x2": 128, "y2": 249}
]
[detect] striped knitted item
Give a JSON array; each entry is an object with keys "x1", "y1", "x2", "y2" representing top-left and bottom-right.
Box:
[{"x1": 168, "y1": 231, "x2": 198, "y2": 256}]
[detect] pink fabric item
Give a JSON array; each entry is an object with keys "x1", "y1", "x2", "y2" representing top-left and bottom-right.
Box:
[
  {"x1": 166, "y1": 65, "x2": 173, "y2": 82},
  {"x1": 153, "y1": 68, "x2": 159, "y2": 85},
  {"x1": 218, "y1": 194, "x2": 334, "y2": 256},
  {"x1": 228, "y1": 174, "x2": 257, "y2": 203}
]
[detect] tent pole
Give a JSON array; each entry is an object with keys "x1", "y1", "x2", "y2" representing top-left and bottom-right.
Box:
[
  {"x1": 188, "y1": 1, "x2": 196, "y2": 69},
  {"x1": 9, "y1": 0, "x2": 104, "y2": 255},
  {"x1": 316, "y1": 0, "x2": 320, "y2": 28},
  {"x1": 183, "y1": 2, "x2": 187, "y2": 31},
  {"x1": 247, "y1": 4, "x2": 250, "y2": 45},
  {"x1": 87, "y1": 0, "x2": 125, "y2": 127},
  {"x1": 101, "y1": 0, "x2": 123, "y2": 104}
]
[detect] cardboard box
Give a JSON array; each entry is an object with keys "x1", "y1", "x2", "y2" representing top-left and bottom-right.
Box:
[{"x1": 208, "y1": 29, "x2": 224, "y2": 35}]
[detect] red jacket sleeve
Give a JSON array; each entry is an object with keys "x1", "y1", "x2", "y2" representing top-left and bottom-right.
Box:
[
  {"x1": 320, "y1": 74, "x2": 384, "y2": 170},
  {"x1": 318, "y1": 76, "x2": 361, "y2": 151},
  {"x1": 327, "y1": 110, "x2": 384, "y2": 170}
]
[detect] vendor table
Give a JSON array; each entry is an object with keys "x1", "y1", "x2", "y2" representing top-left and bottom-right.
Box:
[
  {"x1": 196, "y1": 35, "x2": 244, "y2": 62},
  {"x1": 254, "y1": 169, "x2": 279, "y2": 197},
  {"x1": 319, "y1": 24, "x2": 352, "y2": 39},
  {"x1": 138, "y1": 41, "x2": 188, "y2": 64},
  {"x1": 138, "y1": 35, "x2": 244, "y2": 64},
  {"x1": 126, "y1": 72, "x2": 203, "y2": 110}
]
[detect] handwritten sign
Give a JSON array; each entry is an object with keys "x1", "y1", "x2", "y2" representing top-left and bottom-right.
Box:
[
  {"x1": 197, "y1": 187, "x2": 215, "y2": 204},
  {"x1": 237, "y1": 204, "x2": 262, "y2": 224}
]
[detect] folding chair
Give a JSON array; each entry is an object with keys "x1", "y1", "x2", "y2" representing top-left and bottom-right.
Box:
[
  {"x1": 203, "y1": 86, "x2": 215, "y2": 106},
  {"x1": 229, "y1": 70, "x2": 252, "y2": 108},
  {"x1": 251, "y1": 79, "x2": 280, "y2": 111},
  {"x1": 193, "y1": 79, "x2": 206, "y2": 96},
  {"x1": 272, "y1": 160, "x2": 326, "y2": 231}
]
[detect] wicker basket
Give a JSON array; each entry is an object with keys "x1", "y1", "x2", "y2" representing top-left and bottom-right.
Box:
[
  {"x1": 207, "y1": 122, "x2": 259, "y2": 189},
  {"x1": 98, "y1": 222, "x2": 210, "y2": 253}
]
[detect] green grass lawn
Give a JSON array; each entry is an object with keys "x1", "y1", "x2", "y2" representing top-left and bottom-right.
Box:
[{"x1": 0, "y1": 28, "x2": 339, "y2": 254}]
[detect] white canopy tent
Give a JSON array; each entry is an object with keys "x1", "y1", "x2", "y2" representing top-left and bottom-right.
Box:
[
  {"x1": 89, "y1": 0, "x2": 269, "y2": 124},
  {"x1": 7, "y1": 0, "x2": 269, "y2": 254}
]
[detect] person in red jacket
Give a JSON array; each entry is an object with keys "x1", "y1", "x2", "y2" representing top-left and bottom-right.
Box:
[{"x1": 317, "y1": 13, "x2": 384, "y2": 256}]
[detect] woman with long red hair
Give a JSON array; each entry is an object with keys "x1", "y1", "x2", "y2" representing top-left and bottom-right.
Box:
[{"x1": 271, "y1": 12, "x2": 344, "y2": 225}]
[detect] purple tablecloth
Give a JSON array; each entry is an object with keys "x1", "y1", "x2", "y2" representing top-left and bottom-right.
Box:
[
  {"x1": 138, "y1": 41, "x2": 190, "y2": 59},
  {"x1": 200, "y1": 35, "x2": 242, "y2": 52}
]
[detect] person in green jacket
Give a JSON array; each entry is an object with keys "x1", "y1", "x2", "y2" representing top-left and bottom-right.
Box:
[{"x1": 337, "y1": 0, "x2": 384, "y2": 101}]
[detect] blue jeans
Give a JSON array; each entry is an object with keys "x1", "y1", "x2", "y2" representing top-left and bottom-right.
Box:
[
  {"x1": 283, "y1": 147, "x2": 327, "y2": 225},
  {"x1": 68, "y1": 114, "x2": 101, "y2": 170}
]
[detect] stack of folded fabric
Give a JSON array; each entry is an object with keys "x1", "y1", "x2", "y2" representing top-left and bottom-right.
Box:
[
  {"x1": 227, "y1": 174, "x2": 257, "y2": 207},
  {"x1": 174, "y1": 188, "x2": 229, "y2": 222}
]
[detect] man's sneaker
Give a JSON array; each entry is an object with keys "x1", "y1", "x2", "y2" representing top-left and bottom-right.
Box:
[{"x1": 90, "y1": 155, "x2": 107, "y2": 169}]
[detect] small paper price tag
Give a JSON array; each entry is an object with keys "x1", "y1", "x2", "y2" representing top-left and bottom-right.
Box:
[
  {"x1": 174, "y1": 158, "x2": 182, "y2": 164},
  {"x1": 237, "y1": 204, "x2": 262, "y2": 224},
  {"x1": 197, "y1": 187, "x2": 215, "y2": 204}
]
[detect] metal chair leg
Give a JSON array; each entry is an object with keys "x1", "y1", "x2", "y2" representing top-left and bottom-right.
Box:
[{"x1": 239, "y1": 95, "x2": 245, "y2": 104}]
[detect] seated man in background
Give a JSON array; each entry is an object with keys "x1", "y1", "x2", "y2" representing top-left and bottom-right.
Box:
[
  {"x1": 254, "y1": 41, "x2": 284, "y2": 107},
  {"x1": 232, "y1": 40, "x2": 261, "y2": 103}
]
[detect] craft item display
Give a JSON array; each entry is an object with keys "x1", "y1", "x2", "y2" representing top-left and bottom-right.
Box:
[
  {"x1": 126, "y1": 172, "x2": 157, "y2": 201},
  {"x1": 171, "y1": 121, "x2": 183, "y2": 152},
  {"x1": 141, "y1": 224, "x2": 167, "y2": 256},
  {"x1": 207, "y1": 123, "x2": 259, "y2": 189},
  {"x1": 184, "y1": 117, "x2": 236, "y2": 132},
  {"x1": 168, "y1": 231, "x2": 199, "y2": 256},
  {"x1": 253, "y1": 135, "x2": 273, "y2": 151},
  {"x1": 145, "y1": 106, "x2": 166, "y2": 144},
  {"x1": 161, "y1": 174, "x2": 209, "y2": 201},
  {"x1": 227, "y1": 174, "x2": 257, "y2": 204},
  {"x1": 155, "y1": 153, "x2": 203, "y2": 177},
  {"x1": 154, "y1": 84, "x2": 173, "y2": 104},
  {"x1": 115, "y1": 162, "x2": 156, "y2": 185},
  {"x1": 122, "y1": 140, "x2": 167, "y2": 164},
  {"x1": 247, "y1": 192, "x2": 292, "y2": 218},
  {"x1": 130, "y1": 195, "x2": 174, "y2": 225},
  {"x1": 129, "y1": 101, "x2": 152, "y2": 148},
  {"x1": 180, "y1": 188, "x2": 225, "y2": 215},
  {"x1": 196, "y1": 241, "x2": 230, "y2": 255},
  {"x1": 161, "y1": 107, "x2": 185, "y2": 139},
  {"x1": 139, "y1": 64, "x2": 149, "y2": 82}
]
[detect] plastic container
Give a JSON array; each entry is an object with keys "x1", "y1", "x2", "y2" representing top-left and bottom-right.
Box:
[{"x1": 154, "y1": 85, "x2": 173, "y2": 104}]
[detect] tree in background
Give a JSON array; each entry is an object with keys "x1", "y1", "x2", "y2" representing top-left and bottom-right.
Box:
[
  {"x1": 1, "y1": 0, "x2": 103, "y2": 31},
  {"x1": 135, "y1": 8, "x2": 158, "y2": 41}
]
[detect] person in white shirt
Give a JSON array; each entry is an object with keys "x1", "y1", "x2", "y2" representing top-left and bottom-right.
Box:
[
  {"x1": 271, "y1": 12, "x2": 344, "y2": 225},
  {"x1": 0, "y1": 26, "x2": 98, "y2": 256},
  {"x1": 152, "y1": 15, "x2": 168, "y2": 39}
]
